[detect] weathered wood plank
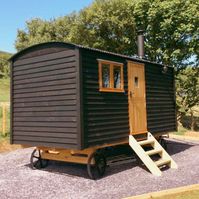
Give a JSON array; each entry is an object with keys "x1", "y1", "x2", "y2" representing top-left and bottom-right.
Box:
[
  {"x1": 14, "y1": 121, "x2": 77, "y2": 128},
  {"x1": 14, "y1": 50, "x2": 75, "y2": 66},
  {"x1": 13, "y1": 78, "x2": 76, "y2": 90},
  {"x1": 14, "y1": 89, "x2": 76, "y2": 99},
  {"x1": 13, "y1": 94, "x2": 76, "y2": 103},
  {"x1": 14, "y1": 60, "x2": 75, "y2": 75},
  {"x1": 14, "y1": 131, "x2": 77, "y2": 138},
  {"x1": 13, "y1": 67, "x2": 76, "y2": 81},
  {"x1": 14, "y1": 72, "x2": 76, "y2": 85},
  {"x1": 13, "y1": 100, "x2": 77, "y2": 108},
  {"x1": 13, "y1": 135, "x2": 77, "y2": 144},
  {"x1": 13, "y1": 116, "x2": 77, "y2": 122},
  {"x1": 13, "y1": 140, "x2": 77, "y2": 149},
  {"x1": 14, "y1": 105, "x2": 76, "y2": 112},
  {"x1": 13, "y1": 111, "x2": 76, "y2": 117},
  {"x1": 14, "y1": 84, "x2": 76, "y2": 94},
  {"x1": 13, "y1": 126, "x2": 77, "y2": 133}
]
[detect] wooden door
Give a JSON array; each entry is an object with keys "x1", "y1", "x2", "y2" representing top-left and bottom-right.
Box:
[{"x1": 128, "y1": 61, "x2": 147, "y2": 135}]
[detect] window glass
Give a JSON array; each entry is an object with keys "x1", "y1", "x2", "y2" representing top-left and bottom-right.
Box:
[
  {"x1": 102, "y1": 64, "x2": 110, "y2": 88},
  {"x1": 98, "y1": 60, "x2": 124, "y2": 92},
  {"x1": 113, "y1": 66, "x2": 121, "y2": 88},
  {"x1": 134, "y1": 76, "x2": 139, "y2": 87}
]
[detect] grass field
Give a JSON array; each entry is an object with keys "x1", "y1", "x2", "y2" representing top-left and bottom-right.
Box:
[
  {"x1": 0, "y1": 106, "x2": 10, "y2": 135},
  {"x1": 130, "y1": 186, "x2": 199, "y2": 199},
  {"x1": 154, "y1": 190, "x2": 199, "y2": 199},
  {"x1": 0, "y1": 78, "x2": 10, "y2": 138},
  {"x1": 0, "y1": 78, "x2": 10, "y2": 102}
]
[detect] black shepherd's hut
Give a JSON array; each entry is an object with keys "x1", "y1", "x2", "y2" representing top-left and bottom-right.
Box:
[{"x1": 9, "y1": 41, "x2": 177, "y2": 178}]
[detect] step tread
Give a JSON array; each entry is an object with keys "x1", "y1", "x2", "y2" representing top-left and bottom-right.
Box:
[
  {"x1": 146, "y1": 149, "x2": 162, "y2": 156},
  {"x1": 155, "y1": 158, "x2": 171, "y2": 167},
  {"x1": 138, "y1": 139, "x2": 154, "y2": 146}
]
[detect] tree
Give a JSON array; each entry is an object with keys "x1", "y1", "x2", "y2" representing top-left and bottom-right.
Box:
[
  {"x1": 176, "y1": 67, "x2": 199, "y2": 130},
  {"x1": 69, "y1": 0, "x2": 137, "y2": 55},
  {"x1": 15, "y1": 14, "x2": 77, "y2": 50},
  {"x1": 15, "y1": 0, "x2": 199, "y2": 70},
  {"x1": 0, "y1": 52, "x2": 11, "y2": 78}
]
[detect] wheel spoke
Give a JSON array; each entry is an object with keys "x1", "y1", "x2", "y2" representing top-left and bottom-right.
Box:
[
  {"x1": 87, "y1": 152, "x2": 106, "y2": 179},
  {"x1": 33, "y1": 155, "x2": 39, "y2": 158},
  {"x1": 33, "y1": 160, "x2": 40, "y2": 168},
  {"x1": 30, "y1": 149, "x2": 49, "y2": 170}
]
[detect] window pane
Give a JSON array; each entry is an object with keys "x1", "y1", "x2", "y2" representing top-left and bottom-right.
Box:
[
  {"x1": 134, "y1": 76, "x2": 139, "y2": 87},
  {"x1": 102, "y1": 64, "x2": 110, "y2": 88},
  {"x1": 113, "y1": 66, "x2": 121, "y2": 88}
]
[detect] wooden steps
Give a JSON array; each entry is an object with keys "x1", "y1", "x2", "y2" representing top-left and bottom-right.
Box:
[
  {"x1": 129, "y1": 132, "x2": 178, "y2": 176},
  {"x1": 155, "y1": 159, "x2": 171, "y2": 167},
  {"x1": 146, "y1": 149, "x2": 162, "y2": 156},
  {"x1": 139, "y1": 139, "x2": 154, "y2": 146}
]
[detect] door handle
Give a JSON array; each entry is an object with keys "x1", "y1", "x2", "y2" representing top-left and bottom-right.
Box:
[{"x1": 130, "y1": 91, "x2": 134, "y2": 97}]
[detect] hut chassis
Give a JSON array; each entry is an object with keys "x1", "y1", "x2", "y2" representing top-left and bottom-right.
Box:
[
  {"x1": 30, "y1": 133, "x2": 167, "y2": 179},
  {"x1": 10, "y1": 42, "x2": 176, "y2": 179}
]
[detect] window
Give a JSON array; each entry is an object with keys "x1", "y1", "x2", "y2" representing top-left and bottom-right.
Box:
[{"x1": 98, "y1": 60, "x2": 124, "y2": 92}]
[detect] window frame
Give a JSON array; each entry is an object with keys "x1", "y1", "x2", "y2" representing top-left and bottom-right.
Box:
[{"x1": 98, "y1": 59, "x2": 124, "y2": 93}]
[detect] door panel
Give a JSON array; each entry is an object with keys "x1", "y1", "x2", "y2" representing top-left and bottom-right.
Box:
[{"x1": 128, "y1": 62, "x2": 147, "y2": 134}]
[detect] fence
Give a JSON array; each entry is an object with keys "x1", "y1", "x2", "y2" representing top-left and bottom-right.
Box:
[{"x1": 0, "y1": 102, "x2": 10, "y2": 136}]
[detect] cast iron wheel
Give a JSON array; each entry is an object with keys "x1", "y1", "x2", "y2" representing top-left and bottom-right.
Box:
[
  {"x1": 30, "y1": 149, "x2": 49, "y2": 169},
  {"x1": 159, "y1": 138, "x2": 168, "y2": 151},
  {"x1": 87, "y1": 151, "x2": 106, "y2": 180}
]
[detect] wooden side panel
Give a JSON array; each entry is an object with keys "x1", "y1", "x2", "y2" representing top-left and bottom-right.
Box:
[
  {"x1": 81, "y1": 49, "x2": 176, "y2": 148},
  {"x1": 81, "y1": 49, "x2": 129, "y2": 147},
  {"x1": 145, "y1": 63, "x2": 176, "y2": 133},
  {"x1": 11, "y1": 44, "x2": 80, "y2": 149}
]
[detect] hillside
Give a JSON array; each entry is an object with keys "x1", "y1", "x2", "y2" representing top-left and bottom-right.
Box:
[
  {"x1": 0, "y1": 51, "x2": 12, "y2": 61},
  {"x1": 0, "y1": 50, "x2": 12, "y2": 56}
]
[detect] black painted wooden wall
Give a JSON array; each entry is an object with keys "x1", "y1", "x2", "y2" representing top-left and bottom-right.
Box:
[
  {"x1": 10, "y1": 42, "x2": 176, "y2": 150},
  {"x1": 11, "y1": 43, "x2": 80, "y2": 149},
  {"x1": 81, "y1": 48, "x2": 176, "y2": 148},
  {"x1": 81, "y1": 49, "x2": 129, "y2": 148}
]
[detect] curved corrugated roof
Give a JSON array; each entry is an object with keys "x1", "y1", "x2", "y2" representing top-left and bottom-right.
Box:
[{"x1": 10, "y1": 41, "x2": 164, "y2": 66}]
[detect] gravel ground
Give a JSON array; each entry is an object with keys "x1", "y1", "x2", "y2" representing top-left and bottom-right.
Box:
[{"x1": 0, "y1": 138, "x2": 199, "y2": 199}]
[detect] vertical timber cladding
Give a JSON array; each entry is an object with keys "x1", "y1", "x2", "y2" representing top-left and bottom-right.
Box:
[
  {"x1": 81, "y1": 49, "x2": 129, "y2": 147},
  {"x1": 11, "y1": 43, "x2": 80, "y2": 149},
  {"x1": 145, "y1": 63, "x2": 177, "y2": 133}
]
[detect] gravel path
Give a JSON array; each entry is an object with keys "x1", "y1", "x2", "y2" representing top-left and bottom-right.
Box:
[{"x1": 0, "y1": 138, "x2": 198, "y2": 199}]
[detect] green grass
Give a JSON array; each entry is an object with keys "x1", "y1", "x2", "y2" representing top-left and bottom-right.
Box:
[
  {"x1": 155, "y1": 190, "x2": 199, "y2": 199},
  {"x1": 0, "y1": 78, "x2": 10, "y2": 102},
  {"x1": 0, "y1": 78, "x2": 10, "y2": 135},
  {"x1": 173, "y1": 125, "x2": 187, "y2": 136},
  {"x1": 0, "y1": 108, "x2": 10, "y2": 135},
  {"x1": 0, "y1": 133, "x2": 10, "y2": 142}
]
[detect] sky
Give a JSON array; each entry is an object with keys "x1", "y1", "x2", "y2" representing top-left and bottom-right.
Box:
[{"x1": 0, "y1": 0, "x2": 93, "y2": 53}]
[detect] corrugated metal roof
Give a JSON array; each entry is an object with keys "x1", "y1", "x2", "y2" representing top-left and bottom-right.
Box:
[{"x1": 9, "y1": 41, "x2": 164, "y2": 66}]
